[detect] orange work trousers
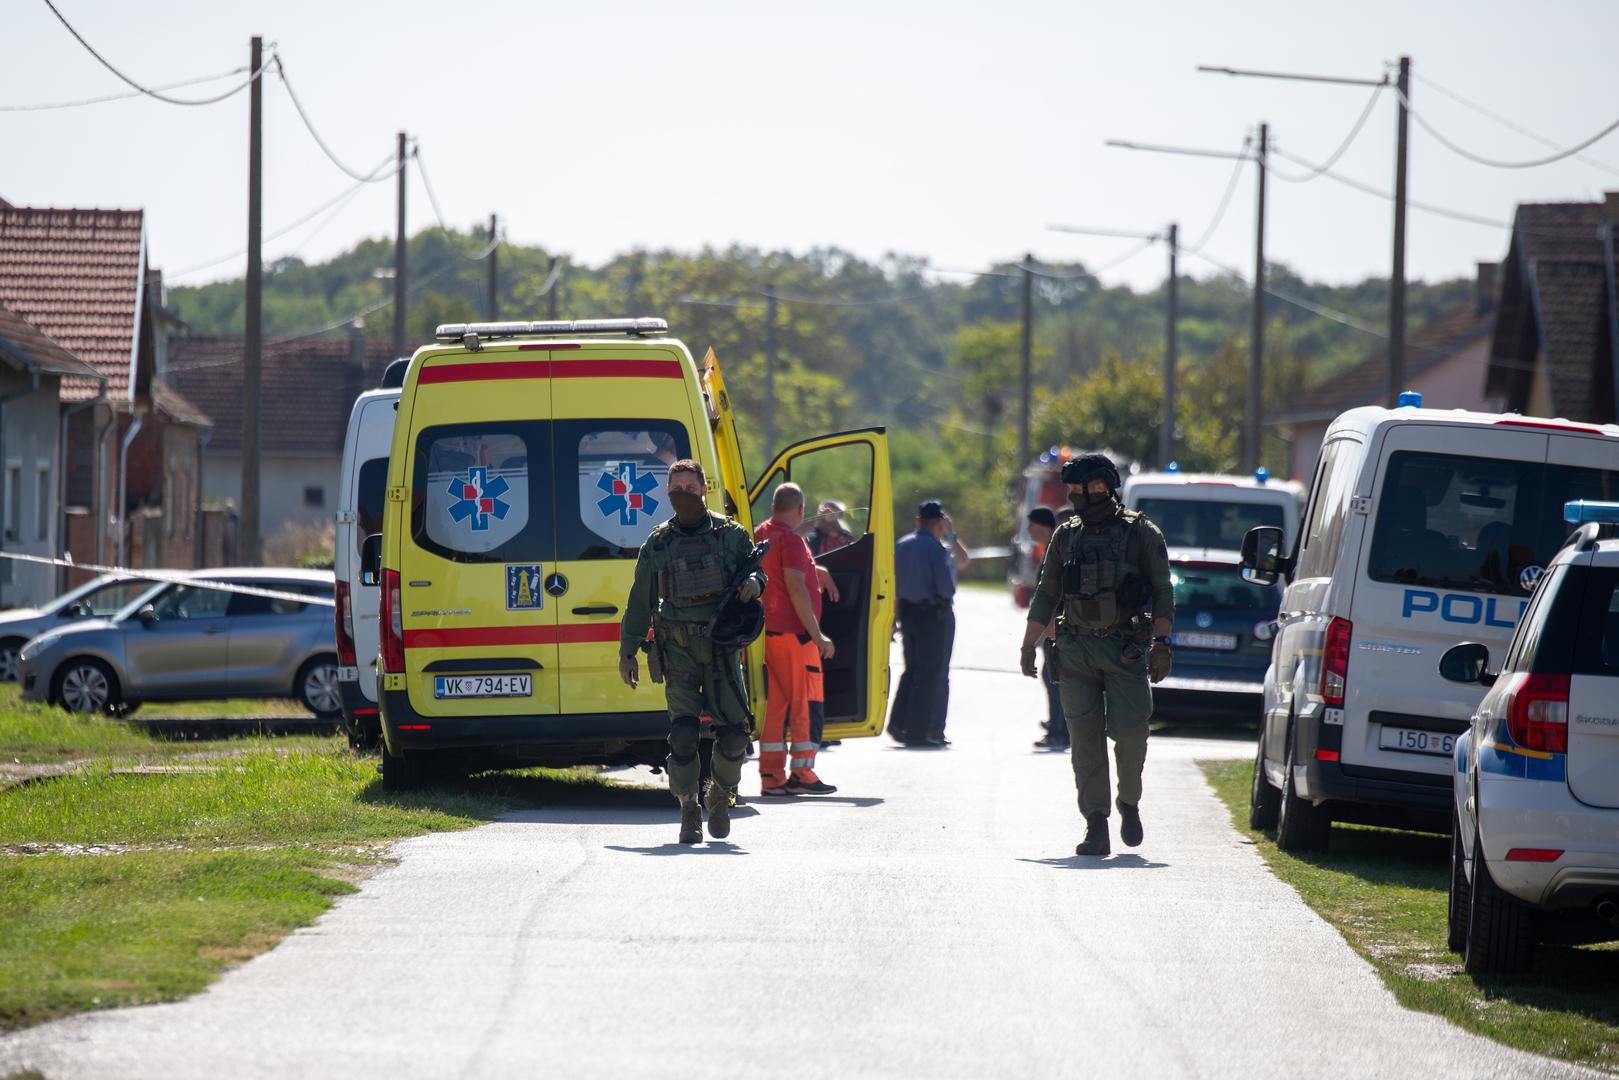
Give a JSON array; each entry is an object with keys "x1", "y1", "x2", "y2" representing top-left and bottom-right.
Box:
[{"x1": 761, "y1": 632, "x2": 821, "y2": 788}]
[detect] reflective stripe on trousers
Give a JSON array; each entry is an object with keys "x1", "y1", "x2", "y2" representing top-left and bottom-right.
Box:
[{"x1": 762, "y1": 633, "x2": 821, "y2": 786}]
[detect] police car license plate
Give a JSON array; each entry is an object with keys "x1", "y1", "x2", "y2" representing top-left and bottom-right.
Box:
[
  {"x1": 1172, "y1": 632, "x2": 1238, "y2": 651},
  {"x1": 434, "y1": 674, "x2": 531, "y2": 699},
  {"x1": 1378, "y1": 727, "x2": 1455, "y2": 756}
]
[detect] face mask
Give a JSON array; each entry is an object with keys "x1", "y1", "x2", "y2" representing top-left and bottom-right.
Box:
[
  {"x1": 1071, "y1": 490, "x2": 1118, "y2": 523},
  {"x1": 669, "y1": 489, "x2": 707, "y2": 526}
]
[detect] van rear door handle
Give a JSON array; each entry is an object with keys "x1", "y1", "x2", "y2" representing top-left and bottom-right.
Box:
[{"x1": 572, "y1": 605, "x2": 618, "y2": 616}]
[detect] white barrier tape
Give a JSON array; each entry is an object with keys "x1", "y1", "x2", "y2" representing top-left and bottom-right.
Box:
[{"x1": 0, "y1": 550, "x2": 336, "y2": 608}]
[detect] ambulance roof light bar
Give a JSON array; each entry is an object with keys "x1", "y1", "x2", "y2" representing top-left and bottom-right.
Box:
[{"x1": 434, "y1": 317, "x2": 669, "y2": 346}]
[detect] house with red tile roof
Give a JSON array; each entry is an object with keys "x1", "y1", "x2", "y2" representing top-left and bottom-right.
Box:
[
  {"x1": 0, "y1": 300, "x2": 106, "y2": 607},
  {"x1": 0, "y1": 205, "x2": 212, "y2": 580},
  {"x1": 1268, "y1": 262, "x2": 1505, "y2": 481}
]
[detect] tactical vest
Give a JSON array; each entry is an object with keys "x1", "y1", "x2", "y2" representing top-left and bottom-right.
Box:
[
  {"x1": 1061, "y1": 509, "x2": 1144, "y2": 631},
  {"x1": 651, "y1": 513, "x2": 730, "y2": 613}
]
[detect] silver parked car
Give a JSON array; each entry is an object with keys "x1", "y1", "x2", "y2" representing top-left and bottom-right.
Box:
[
  {"x1": 0, "y1": 574, "x2": 154, "y2": 681},
  {"x1": 18, "y1": 568, "x2": 340, "y2": 718}
]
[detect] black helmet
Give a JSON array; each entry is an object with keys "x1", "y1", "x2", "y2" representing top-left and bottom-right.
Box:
[
  {"x1": 709, "y1": 593, "x2": 766, "y2": 649},
  {"x1": 1061, "y1": 452, "x2": 1121, "y2": 492}
]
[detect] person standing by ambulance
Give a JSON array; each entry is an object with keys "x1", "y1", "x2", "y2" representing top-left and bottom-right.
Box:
[
  {"x1": 1019, "y1": 455, "x2": 1174, "y2": 855},
  {"x1": 620, "y1": 459, "x2": 766, "y2": 845},
  {"x1": 755, "y1": 482, "x2": 838, "y2": 796},
  {"x1": 888, "y1": 500, "x2": 969, "y2": 747}
]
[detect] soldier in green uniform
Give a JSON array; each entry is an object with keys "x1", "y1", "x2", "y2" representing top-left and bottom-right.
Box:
[
  {"x1": 1018, "y1": 454, "x2": 1175, "y2": 856},
  {"x1": 620, "y1": 459, "x2": 766, "y2": 845}
]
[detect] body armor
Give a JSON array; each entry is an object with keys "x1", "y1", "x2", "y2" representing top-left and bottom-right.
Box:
[
  {"x1": 1061, "y1": 510, "x2": 1143, "y2": 631},
  {"x1": 655, "y1": 515, "x2": 729, "y2": 609}
]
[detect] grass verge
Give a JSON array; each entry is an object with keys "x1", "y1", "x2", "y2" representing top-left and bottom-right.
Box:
[
  {"x1": 0, "y1": 744, "x2": 613, "y2": 1031},
  {"x1": 1201, "y1": 758, "x2": 1619, "y2": 1073}
]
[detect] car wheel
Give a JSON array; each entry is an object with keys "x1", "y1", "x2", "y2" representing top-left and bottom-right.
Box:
[
  {"x1": 1447, "y1": 805, "x2": 1472, "y2": 954},
  {"x1": 347, "y1": 719, "x2": 381, "y2": 754},
  {"x1": 0, "y1": 637, "x2": 25, "y2": 682},
  {"x1": 1275, "y1": 735, "x2": 1330, "y2": 853},
  {"x1": 1248, "y1": 735, "x2": 1280, "y2": 831},
  {"x1": 1464, "y1": 826, "x2": 1534, "y2": 976},
  {"x1": 296, "y1": 656, "x2": 342, "y2": 719},
  {"x1": 54, "y1": 659, "x2": 119, "y2": 715},
  {"x1": 380, "y1": 743, "x2": 429, "y2": 791}
]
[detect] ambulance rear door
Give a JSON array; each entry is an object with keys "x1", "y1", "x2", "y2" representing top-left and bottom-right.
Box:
[{"x1": 747, "y1": 429, "x2": 895, "y2": 739}]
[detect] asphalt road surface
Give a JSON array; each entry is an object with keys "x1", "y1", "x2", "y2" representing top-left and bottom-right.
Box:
[{"x1": 0, "y1": 587, "x2": 1599, "y2": 1079}]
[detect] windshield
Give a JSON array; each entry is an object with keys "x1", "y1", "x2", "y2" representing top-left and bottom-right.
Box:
[
  {"x1": 1137, "y1": 497, "x2": 1286, "y2": 551},
  {"x1": 1367, "y1": 451, "x2": 1619, "y2": 597},
  {"x1": 111, "y1": 579, "x2": 183, "y2": 622},
  {"x1": 1169, "y1": 563, "x2": 1279, "y2": 615}
]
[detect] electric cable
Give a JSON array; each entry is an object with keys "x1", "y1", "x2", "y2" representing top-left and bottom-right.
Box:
[
  {"x1": 273, "y1": 56, "x2": 395, "y2": 183},
  {"x1": 1186, "y1": 249, "x2": 1387, "y2": 337},
  {"x1": 1393, "y1": 83, "x2": 1619, "y2": 170},
  {"x1": 1270, "y1": 146, "x2": 1510, "y2": 228},
  {"x1": 412, "y1": 148, "x2": 500, "y2": 261},
  {"x1": 39, "y1": 0, "x2": 270, "y2": 106},
  {"x1": 1412, "y1": 70, "x2": 1619, "y2": 178},
  {"x1": 0, "y1": 66, "x2": 250, "y2": 111},
  {"x1": 1182, "y1": 137, "x2": 1253, "y2": 255}
]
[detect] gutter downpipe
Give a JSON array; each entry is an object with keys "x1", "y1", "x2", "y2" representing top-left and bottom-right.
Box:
[
  {"x1": 117, "y1": 412, "x2": 145, "y2": 568},
  {"x1": 194, "y1": 427, "x2": 212, "y2": 568},
  {"x1": 0, "y1": 370, "x2": 43, "y2": 608},
  {"x1": 59, "y1": 384, "x2": 108, "y2": 593}
]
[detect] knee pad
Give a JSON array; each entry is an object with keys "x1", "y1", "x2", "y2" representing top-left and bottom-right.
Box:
[
  {"x1": 668, "y1": 716, "x2": 701, "y2": 764},
  {"x1": 716, "y1": 728, "x2": 749, "y2": 762}
]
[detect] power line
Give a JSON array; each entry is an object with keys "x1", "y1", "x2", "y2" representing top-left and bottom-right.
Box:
[
  {"x1": 39, "y1": 0, "x2": 271, "y2": 106},
  {"x1": 1186, "y1": 249, "x2": 1387, "y2": 337},
  {"x1": 1392, "y1": 83, "x2": 1619, "y2": 170},
  {"x1": 1182, "y1": 137, "x2": 1252, "y2": 255},
  {"x1": 1269, "y1": 145, "x2": 1510, "y2": 228},
  {"x1": 273, "y1": 55, "x2": 394, "y2": 183},
  {"x1": 412, "y1": 148, "x2": 500, "y2": 262},
  {"x1": 0, "y1": 65, "x2": 250, "y2": 112},
  {"x1": 1269, "y1": 82, "x2": 1385, "y2": 182},
  {"x1": 1411, "y1": 71, "x2": 1619, "y2": 178}
]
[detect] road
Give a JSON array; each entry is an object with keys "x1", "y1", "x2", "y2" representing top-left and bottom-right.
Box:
[{"x1": 0, "y1": 587, "x2": 1598, "y2": 1079}]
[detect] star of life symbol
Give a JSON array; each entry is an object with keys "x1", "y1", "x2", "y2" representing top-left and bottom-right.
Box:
[
  {"x1": 596, "y1": 462, "x2": 660, "y2": 526},
  {"x1": 447, "y1": 467, "x2": 511, "y2": 532}
]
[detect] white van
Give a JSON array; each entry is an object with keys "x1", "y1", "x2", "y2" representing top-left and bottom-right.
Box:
[
  {"x1": 1123, "y1": 469, "x2": 1305, "y2": 553},
  {"x1": 334, "y1": 382, "x2": 401, "y2": 748},
  {"x1": 1242, "y1": 400, "x2": 1619, "y2": 851}
]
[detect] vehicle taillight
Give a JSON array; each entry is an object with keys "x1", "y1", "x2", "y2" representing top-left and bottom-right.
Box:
[
  {"x1": 379, "y1": 569, "x2": 404, "y2": 674},
  {"x1": 334, "y1": 581, "x2": 357, "y2": 667},
  {"x1": 1503, "y1": 672, "x2": 1568, "y2": 754},
  {"x1": 1321, "y1": 617, "x2": 1351, "y2": 707}
]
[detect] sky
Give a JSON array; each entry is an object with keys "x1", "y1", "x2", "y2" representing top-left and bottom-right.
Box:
[{"x1": 4, "y1": 0, "x2": 1618, "y2": 298}]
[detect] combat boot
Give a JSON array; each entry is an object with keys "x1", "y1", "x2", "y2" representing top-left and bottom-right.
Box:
[
  {"x1": 1118, "y1": 800, "x2": 1144, "y2": 848},
  {"x1": 704, "y1": 781, "x2": 733, "y2": 840},
  {"x1": 678, "y1": 796, "x2": 703, "y2": 845},
  {"x1": 1074, "y1": 813, "x2": 1111, "y2": 857}
]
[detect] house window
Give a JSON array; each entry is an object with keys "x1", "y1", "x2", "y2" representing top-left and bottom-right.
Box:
[
  {"x1": 36, "y1": 462, "x2": 50, "y2": 543},
  {"x1": 304, "y1": 486, "x2": 325, "y2": 509},
  {"x1": 3, "y1": 462, "x2": 19, "y2": 543}
]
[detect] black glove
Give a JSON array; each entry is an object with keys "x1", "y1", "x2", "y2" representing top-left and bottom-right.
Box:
[
  {"x1": 1020, "y1": 645, "x2": 1039, "y2": 678},
  {"x1": 1148, "y1": 641, "x2": 1172, "y2": 683}
]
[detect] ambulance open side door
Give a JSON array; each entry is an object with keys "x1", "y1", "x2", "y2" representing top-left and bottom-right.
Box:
[
  {"x1": 747, "y1": 429, "x2": 895, "y2": 740},
  {"x1": 701, "y1": 348, "x2": 766, "y2": 708}
]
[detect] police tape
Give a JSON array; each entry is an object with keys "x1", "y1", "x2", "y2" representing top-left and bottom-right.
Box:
[{"x1": 0, "y1": 550, "x2": 337, "y2": 608}]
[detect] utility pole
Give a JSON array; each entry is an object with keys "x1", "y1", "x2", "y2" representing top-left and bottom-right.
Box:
[
  {"x1": 241, "y1": 34, "x2": 264, "y2": 567},
  {"x1": 1163, "y1": 223, "x2": 1178, "y2": 467},
  {"x1": 1390, "y1": 55, "x2": 1411, "y2": 405},
  {"x1": 486, "y1": 213, "x2": 499, "y2": 321},
  {"x1": 1246, "y1": 123, "x2": 1267, "y2": 474},
  {"x1": 1197, "y1": 62, "x2": 1405, "y2": 404},
  {"x1": 1019, "y1": 254, "x2": 1033, "y2": 469},
  {"x1": 547, "y1": 258, "x2": 560, "y2": 321},
  {"x1": 763, "y1": 287, "x2": 778, "y2": 458},
  {"x1": 392, "y1": 131, "x2": 408, "y2": 360}
]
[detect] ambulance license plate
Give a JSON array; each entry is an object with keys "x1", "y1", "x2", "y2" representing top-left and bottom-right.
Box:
[
  {"x1": 434, "y1": 674, "x2": 531, "y2": 699},
  {"x1": 1378, "y1": 727, "x2": 1455, "y2": 756},
  {"x1": 1172, "y1": 632, "x2": 1238, "y2": 651}
]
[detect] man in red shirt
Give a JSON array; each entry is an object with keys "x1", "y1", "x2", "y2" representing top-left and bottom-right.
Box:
[{"x1": 755, "y1": 482, "x2": 838, "y2": 796}]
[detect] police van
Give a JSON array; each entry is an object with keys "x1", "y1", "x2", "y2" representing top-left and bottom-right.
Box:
[
  {"x1": 334, "y1": 374, "x2": 403, "y2": 749},
  {"x1": 1123, "y1": 468, "x2": 1305, "y2": 552},
  {"x1": 360, "y1": 318, "x2": 894, "y2": 788},
  {"x1": 1242, "y1": 395, "x2": 1619, "y2": 851}
]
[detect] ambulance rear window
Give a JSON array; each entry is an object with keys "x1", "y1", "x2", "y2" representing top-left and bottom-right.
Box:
[
  {"x1": 557, "y1": 421, "x2": 690, "y2": 559},
  {"x1": 411, "y1": 421, "x2": 553, "y2": 563}
]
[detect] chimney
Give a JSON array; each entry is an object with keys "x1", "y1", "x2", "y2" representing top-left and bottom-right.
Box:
[
  {"x1": 1604, "y1": 191, "x2": 1619, "y2": 225},
  {"x1": 1475, "y1": 261, "x2": 1499, "y2": 316}
]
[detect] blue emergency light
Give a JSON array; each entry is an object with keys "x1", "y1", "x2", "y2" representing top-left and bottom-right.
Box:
[
  {"x1": 1166, "y1": 461, "x2": 1180, "y2": 473},
  {"x1": 1565, "y1": 500, "x2": 1619, "y2": 525},
  {"x1": 1254, "y1": 467, "x2": 1269, "y2": 484},
  {"x1": 1397, "y1": 390, "x2": 1423, "y2": 407}
]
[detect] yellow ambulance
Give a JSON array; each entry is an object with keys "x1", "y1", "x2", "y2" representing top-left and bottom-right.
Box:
[{"x1": 360, "y1": 317, "x2": 894, "y2": 787}]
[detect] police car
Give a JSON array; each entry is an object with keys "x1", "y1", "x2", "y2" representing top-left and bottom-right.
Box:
[
  {"x1": 1243, "y1": 395, "x2": 1619, "y2": 851},
  {"x1": 1438, "y1": 500, "x2": 1619, "y2": 976},
  {"x1": 1123, "y1": 467, "x2": 1305, "y2": 551}
]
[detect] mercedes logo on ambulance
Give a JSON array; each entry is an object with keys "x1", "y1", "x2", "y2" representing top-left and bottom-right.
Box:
[
  {"x1": 544, "y1": 573, "x2": 569, "y2": 597},
  {"x1": 1519, "y1": 564, "x2": 1545, "y2": 592}
]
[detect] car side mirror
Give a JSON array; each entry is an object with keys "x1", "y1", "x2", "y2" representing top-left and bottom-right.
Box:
[
  {"x1": 1241, "y1": 525, "x2": 1286, "y2": 587},
  {"x1": 359, "y1": 533, "x2": 384, "y2": 587},
  {"x1": 1439, "y1": 642, "x2": 1495, "y2": 686},
  {"x1": 136, "y1": 603, "x2": 159, "y2": 627},
  {"x1": 60, "y1": 602, "x2": 87, "y2": 619}
]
